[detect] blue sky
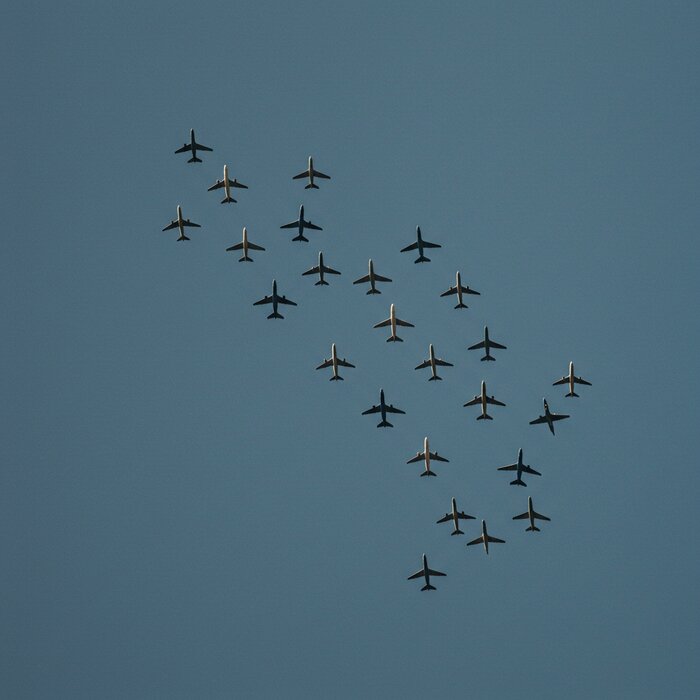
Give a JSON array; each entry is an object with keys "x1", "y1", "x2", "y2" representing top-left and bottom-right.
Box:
[{"x1": 3, "y1": 2, "x2": 700, "y2": 698}]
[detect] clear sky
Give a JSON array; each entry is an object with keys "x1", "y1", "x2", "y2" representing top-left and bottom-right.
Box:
[{"x1": 3, "y1": 2, "x2": 700, "y2": 698}]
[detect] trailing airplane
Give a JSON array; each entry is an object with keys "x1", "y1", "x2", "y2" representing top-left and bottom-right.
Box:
[
  {"x1": 353, "y1": 259, "x2": 392, "y2": 295},
  {"x1": 373, "y1": 303, "x2": 414, "y2": 342},
  {"x1": 400, "y1": 226, "x2": 441, "y2": 263},
  {"x1": 436, "y1": 497, "x2": 475, "y2": 535},
  {"x1": 553, "y1": 361, "x2": 592, "y2": 397},
  {"x1": 225, "y1": 227, "x2": 265, "y2": 262},
  {"x1": 174, "y1": 129, "x2": 212, "y2": 163},
  {"x1": 513, "y1": 496, "x2": 551, "y2": 532},
  {"x1": 415, "y1": 344, "x2": 453, "y2": 381},
  {"x1": 292, "y1": 156, "x2": 331, "y2": 189},
  {"x1": 529, "y1": 398, "x2": 569, "y2": 435},
  {"x1": 207, "y1": 164, "x2": 248, "y2": 204},
  {"x1": 361, "y1": 389, "x2": 405, "y2": 428},
  {"x1": 463, "y1": 380, "x2": 506, "y2": 420},
  {"x1": 439, "y1": 271, "x2": 480, "y2": 309},
  {"x1": 162, "y1": 205, "x2": 201, "y2": 241},
  {"x1": 497, "y1": 448, "x2": 541, "y2": 487},
  {"x1": 406, "y1": 436, "x2": 449, "y2": 477},
  {"x1": 302, "y1": 252, "x2": 341, "y2": 286},
  {"x1": 407, "y1": 553, "x2": 446, "y2": 591},
  {"x1": 280, "y1": 205, "x2": 323, "y2": 242},
  {"x1": 316, "y1": 343, "x2": 355, "y2": 381},
  {"x1": 466, "y1": 520, "x2": 505, "y2": 555},
  {"x1": 253, "y1": 279, "x2": 297, "y2": 320},
  {"x1": 467, "y1": 326, "x2": 507, "y2": 362}
]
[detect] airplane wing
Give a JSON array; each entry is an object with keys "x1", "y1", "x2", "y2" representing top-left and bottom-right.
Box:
[
  {"x1": 226, "y1": 242, "x2": 244, "y2": 251},
  {"x1": 311, "y1": 169, "x2": 331, "y2": 179},
  {"x1": 385, "y1": 406, "x2": 405, "y2": 414},
  {"x1": 422, "y1": 240, "x2": 441, "y2": 249},
  {"x1": 353, "y1": 274, "x2": 371, "y2": 284},
  {"x1": 208, "y1": 180, "x2": 225, "y2": 191},
  {"x1": 278, "y1": 296, "x2": 297, "y2": 306},
  {"x1": 533, "y1": 511, "x2": 551, "y2": 521},
  {"x1": 162, "y1": 221, "x2": 179, "y2": 231},
  {"x1": 174, "y1": 144, "x2": 190, "y2": 154},
  {"x1": 466, "y1": 535, "x2": 485, "y2": 547},
  {"x1": 434, "y1": 359, "x2": 453, "y2": 367},
  {"x1": 458, "y1": 511, "x2": 476, "y2": 520},
  {"x1": 550, "y1": 413, "x2": 569, "y2": 422},
  {"x1": 440, "y1": 286, "x2": 458, "y2": 297},
  {"x1": 316, "y1": 359, "x2": 333, "y2": 370},
  {"x1": 247, "y1": 242, "x2": 265, "y2": 251},
  {"x1": 321, "y1": 265, "x2": 341, "y2": 275},
  {"x1": 486, "y1": 397, "x2": 506, "y2": 407},
  {"x1": 302, "y1": 266, "x2": 321, "y2": 276},
  {"x1": 253, "y1": 295, "x2": 273, "y2": 306},
  {"x1": 468, "y1": 340, "x2": 486, "y2": 350},
  {"x1": 428, "y1": 452, "x2": 449, "y2": 463},
  {"x1": 406, "y1": 452, "x2": 425, "y2": 464},
  {"x1": 552, "y1": 376, "x2": 568, "y2": 386},
  {"x1": 373, "y1": 273, "x2": 392, "y2": 282},
  {"x1": 497, "y1": 463, "x2": 518, "y2": 472},
  {"x1": 293, "y1": 169, "x2": 310, "y2": 179},
  {"x1": 463, "y1": 396, "x2": 480, "y2": 407},
  {"x1": 512, "y1": 512, "x2": 529, "y2": 520},
  {"x1": 407, "y1": 570, "x2": 425, "y2": 580},
  {"x1": 304, "y1": 221, "x2": 323, "y2": 231},
  {"x1": 427, "y1": 568, "x2": 446, "y2": 577},
  {"x1": 182, "y1": 221, "x2": 201, "y2": 228},
  {"x1": 337, "y1": 359, "x2": 355, "y2": 368},
  {"x1": 489, "y1": 340, "x2": 507, "y2": 349},
  {"x1": 395, "y1": 318, "x2": 414, "y2": 327},
  {"x1": 415, "y1": 360, "x2": 431, "y2": 370},
  {"x1": 522, "y1": 465, "x2": 541, "y2": 476},
  {"x1": 459, "y1": 285, "x2": 480, "y2": 295},
  {"x1": 193, "y1": 142, "x2": 212, "y2": 152},
  {"x1": 486, "y1": 536, "x2": 505, "y2": 544},
  {"x1": 280, "y1": 220, "x2": 301, "y2": 229},
  {"x1": 400, "y1": 242, "x2": 419, "y2": 252},
  {"x1": 228, "y1": 179, "x2": 248, "y2": 189},
  {"x1": 436, "y1": 514, "x2": 452, "y2": 524},
  {"x1": 373, "y1": 318, "x2": 391, "y2": 328},
  {"x1": 574, "y1": 376, "x2": 592, "y2": 386},
  {"x1": 529, "y1": 416, "x2": 547, "y2": 425},
  {"x1": 362, "y1": 405, "x2": 381, "y2": 415}
]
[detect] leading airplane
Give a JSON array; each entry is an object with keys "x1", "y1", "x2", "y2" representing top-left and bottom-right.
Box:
[
  {"x1": 253, "y1": 279, "x2": 297, "y2": 320},
  {"x1": 436, "y1": 497, "x2": 475, "y2": 535},
  {"x1": 207, "y1": 164, "x2": 248, "y2": 204},
  {"x1": 280, "y1": 205, "x2": 323, "y2": 242},
  {"x1": 440, "y1": 271, "x2": 480, "y2": 309},
  {"x1": 463, "y1": 380, "x2": 506, "y2": 420},
  {"x1": 553, "y1": 361, "x2": 592, "y2": 397},
  {"x1": 226, "y1": 226, "x2": 265, "y2": 262},
  {"x1": 353, "y1": 259, "x2": 392, "y2": 295},
  {"x1": 162, "y1": 205, "x2": 201, "y2": 241},
  {"x1": 497, "y1": 448, "x2": 541, "y2": 487},
  {"x1": 406, "y1": 436, "x2": 449, "y2": 477},
  {"x1": 362, "y1": 389, "x2": 405, "y2": 428},
  {"x1": 513, "y1": 496, "x2": 551, "y2": 532},
  {"x1": 316, "y1": 343, "x2": 355, "y2": 381},
  {"x1": 466, "y1": 520, "x2": 505, "y2": 555},
  {"x1": 415, "y1": 344, "x2": 453, "y2": 381},
  {"x1": 400, "y1": 226, "x2": 441, "y2": 263},
  {"x1": 373, "y1": 303, "x2": 414, "y2": 342},
  {"x1": 529, "y1": 399, "x2": 569, "y2": 435},
  {"x1": 302, "y1": 252, "x2": 341, "y2": 286},
  {"x1": 467, "y1": 326, "x2": 507, "y2": 362},
  {"x1": 406, "y1": 553, "x2": 446, "y2": 591},
  {"x1": 292, "y1": 156, "x2": 331, "y2": 189},
  {"x1": 174, "y1": 129, "x2": 212, "y2": 163}
]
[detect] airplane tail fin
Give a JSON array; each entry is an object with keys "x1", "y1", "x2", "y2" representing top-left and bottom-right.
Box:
[
  {"x1": 314, "y1": 280, "x2": 329, "y2": 286},
  {"x1": 221, "y1": 196, "x2": 237, "y2": 204},
  {"x1": 476, "y1": 413, "x2": 493, "y2": 421},
  {"x1": 292, "y1": 234, "x2": 309, "y2": 242},
  {"x1": 366, "y1": 288, "x2": 381, "y2": 295},
  {"x1": 239, "y1": 255, "x2": 253, "y2": 262},
  {"x1": 455, "y1": 302, "x2": 468, "y2": 309},
  {"x1": 177, "y1": 235, "x2": 190, "y2": 242},
  {"x1": 526, "y1": 525, "x2": 541, "y2": 532},
  {"x1": 510, "y1": 478, "x2": 527, "y2": 487},
  {"x1": 421, "y1": 584, "x2": 436, "y2": 591},
  {"x1": 378, "y1": 420, "x2": 393, "y2": 428},
  {"x1": 386, "y1": 336, "x2": 403, "y2": 343},
  {"x1": 188, "y1": 156, "x2": 202, "y2": 163},
  {"x1": 420, "y1": 470, "x2": 436, "y2": 477},
  {"x1": 415, "y1": 256, "x2": 430, "y2": 263},
  {"x1": 329, "y1": 375, "x2": 344, "y2": 381},
  {"x1": 267, "y1": 311, "x2": 284, "y2": 320},
  {"x1": 428, "y1": 376, "x2": 442, "y2": 382},
  {"x1": 305, "y1": 183, "x2": 320, "y2": 190},
  {"x1": 566, "y1": 391, "x2": 579, "y2": 397},
  {"x1": 451, "y1": 528, "x2": 464, "y2": 536},
  {"x1": 481, "y1": 355, "x2": 496, "y2": 362}
]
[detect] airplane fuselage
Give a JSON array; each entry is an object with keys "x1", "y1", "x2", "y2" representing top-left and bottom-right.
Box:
[
  {"x1": 241, "y1": 227, "x2": 249, "y2": 257},
  {"x1": 389, "y1": 304, "x2": 397, "y2": 340},
  {"x1": 423, "y1": 436, "x2": 431, "y2": 472},
  {"x1": 480, "y1": 381, "x2": 488, "y2": 417},
  {"x1": 450, "y1": 498, "x2": 459, "y2": 531},
  {"x1": 455, "y1": 272, "x2": 463, "y2": 307},
  {"x1": 568, "y1": 361, "x2": 576, "y2": 396},
  {"x1": 429, "y1": 344, "x2": 437, "y2": 378},
  {"x1": 331, "y1": 343, "x2": 339, "y2": 379},
  {"x1": 368, "y1": 259, "x2": 377, "y2": 292},
  {"x1": 481, "y1": 521, "x2": 490, "y2": 554}
]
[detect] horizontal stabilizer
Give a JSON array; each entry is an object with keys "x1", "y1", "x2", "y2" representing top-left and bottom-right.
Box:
[
  {"x1": 239, "y1": 256, "x2": 253, "y2": 262},
  {"x1": 386, "y1": 336, "x2": 403, "y2": 342},
  {"x1": 366, "y1": 288, "x2": 381, "y2": 294},
  {"x1": 221, "y1": 196, "x2": 236, "y2": 204},
  {"x1": 314, "y1": 280, "x2": 329, "y2": 286},
  {"x1": 526, "y1": 526, "x2": 541, "y2": 532},
  {"x1": 421, "y1": 584, "x2": 436, "y2": 591},
  {"x1": 476, "y1": 414, "x2": 492, "y2": 421},
  {"x1": 305, "y1": 183, "x2": 319, "y2": 189},
  {"x1": 450, "y1": 529, "x2": 464, "y2": 536},
  {"x1": 415, "y1": 256, "x2": 430, "y2": 263},
  {"x1": 292, "y1": 234, "x2": 309, "y2": 242},
  {"x1": 329, "y1": 376, "x2": 344, "y2": 381},
  {"x1": 378, "y1": 420, "x2": 393, "y2": 428},
  {"x1": 510, "y1": 479, "x2": 526, "y2": 487},
  {"x1": 481, "y1": 355, "x2": 496, "y2": 361},
  {"x1": 420, "y1": 470, "x2": 437, "y2": 477},
  {"x1": 188, "y1": 156, "x2": 202, "y2": 163},
  {"x1": 566, "y1": 391, "x2": 579, "y2": 397},
  {"x1": 428, "y1": 376, "x2": 442, "y2": 381},
  {"x1": 267, "y1": 311, "x2": 283, "y2": 319},
  {"x1": 455, "y1": 303, "x2": 468, "y2": 309},
  {"x1": 177, "y1": 235, "x2": 190, "y2": 242}
]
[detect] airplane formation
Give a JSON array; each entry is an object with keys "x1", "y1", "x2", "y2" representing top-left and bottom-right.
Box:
[{"x1": 164, "y1": 129, "x2": 594, "y2": 590}]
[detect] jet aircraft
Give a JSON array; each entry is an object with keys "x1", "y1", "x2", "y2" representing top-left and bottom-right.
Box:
[
  {"x1": 226, "y1": 227, "x2": 265, "y2": 262},
  {"x1": 497, "y1": 448, "x2": 541, "y2": 487},
  {"x1": 253, "y1": 279, "x2": 297, "y2": 319},
  {"x1": 440, "y1": 271, "x2": 480, "y2": 309},
  {"x1": 174, "y1": 129, "x2": 212, "y2": 163},
  {"x1": 513, "y1": 496, "x2": 551, "y2": 532},
  {"x1": 292, "y1": 156, "x2": 331, "y2": 189},
  {"x1": 373, "y1": 304, "x2": 414, "y2": 342},
  {"x1": 467, "y1": 326, "x2": 507, "y2": 362},
  {"x1": 400, "y1": 226, "x2": 441, "y2": 263},
  {"x1": 406, "y1": 554, "x2": 446, "y2": 591},
  {"x1": 353, "y1": 259, "x2": 392, "y2": 294},
  {"x1": 207, "y1": 164, "x2": 248, "y2": 204},
  {"x1": 162, "y1": 205, "x2": 201, "y2": 241},
  {"x1": 466, "y1": 520, "x2": 505, "y2": 555},
  {"x1": 302, "y1": 252, "x2": 341, "y2": 286},
  {"x1": 529, "y1": 399, "x2": 569, "y2": 435},
  {"x1": 406, "y1": 436, "x2": 449, "y2": 477},
  {"x1": 362, "y1": 389, "x2": 405, "y2": 428},
  {"x1": 553, "y1": 361, "x2": 592, "y2": 397},
  {"x1": 316, "y1": 343, "x2": 355, "y2": 381},
  {"x1": 436, "y1": 498, "x2": 475, "y2": 535},
  {"x1": 280, "y1": 205, "x2": 322, "y2": 242},
  {"x1": 463, "y1": 380, "x2": 506, "y2": 420},
  {"x1": 415, "y1": 344, "x2": 453, "y2": 381}
]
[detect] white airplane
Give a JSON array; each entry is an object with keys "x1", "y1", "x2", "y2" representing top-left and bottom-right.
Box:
[
  {"x1": 316, "y1": 343, "x2": 355, "y2": 381},
  {"x1": 466, "y1": 520, "x2": 505, "y2": 555},
  {"x1": 439, "y1": 271, "x2": 480, "y2": 309},
  {"x1": 362, "y1": 389, "x2": 405, "y2": 428},
  {"x1": 513, "y1": 496, "x2": 551, "y2": 532},
  {"x1": 553, "y1": 361, "x2": 592, "y2": 397},
  {"x1": 407, "y1": 553, "x2": 446, "y2": 591},
  {"x1": 406, "y1": 436, "x2": 449, "y2": 477},
  {"x1": 463, "y1": 380, "x2": 506, "y2": 420},
  {"x1": 467, "y1": 326, "x2": 507, "y2": 362},
  {"x1": 353, "y1": 259, "x2": 392, "y2": 295},
  {"x1": 207, "y1": 164, "x2": 248, "y2": 204},
  {"x1": 302, "y1": 252, "x2": 341, "y2": 286},
  {"x1": 280, "y1": 205, "x2": 323, "y2": 242},
  {"x1": 529, "y1": 398, "x2": 569, "y2": 435},
  {"x1": 497, "y1": 448, "x2": 541, "y2": 487},
  {"x1": 415, "y1": 344, "x2": 453, "y2": 381},
  {"x1": 292, "y1": 156, "x2": 331, "y2": 189},
  {"x1": 225, "y1": 227, "x2": 265, "y2": 262},
  {"x1": 436, "y1": 497, "x2": 475, "y2": 535},
  {"x1": 373, "y1": 303, "x2": 414, "y2": 342},
  {"x1": 174, "y1": 129, "x2": 212, "y2": 163},
  {"x1": 400, "y1": 226, "x2": 441, "y2": 263},
  {"x1": 162, "y1": 205, "x2": 201, "y2": 241},
  {"x1": 253, "y1": 279, "x2": 297, "y2": 320}
]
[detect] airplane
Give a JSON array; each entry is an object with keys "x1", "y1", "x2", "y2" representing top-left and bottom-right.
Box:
[
  {"x1": 207, "y1": 164, "x2": 248, "y2": 204},
  {"x1": 225, "y1": 227, "x2": 265, "y2": 262},
  {"x1": 316, "y1": 343, "x2": 355, "y2": 381},
  {"x1": 280, "y1": 205, "x2": 323, "y2": 242},
  {"x1": 292, "y1": 156, "x2": 331, "y2": 189},
  {"x1": 406, "y1": 436, "x2": 449, "y2": 477},
  {"x1": 436, "y1": 497, "x2": 475, "y2": 535},
  {"x1": 353, "y1": 259, "x2": 392, "y2": 295},
  {"x1": 463, "y1": 380, "x2": 506, "y2": 420},
  {"x1": 400, "y1": 226, "x2": 441, "y2": 263},
  {"x1": 174, "y1": 129, "x2": 212, "y2": 163},
  {"x1": 496, "y1": 448, "x2": 541, "y2": 487},
  {"x1": 529, "y1": 398, "x2": 570, "y2": 435},
  {"x1": 439, "y1": 271, "x2": 480, "y2": 309},
  {"x1": 513, "y1": 496, "x2": 551, "y2": 532},
  {"x1": 302, "y1": 252, "x2": 341, "y2": 286},
  {"x1": 373, "y1": 303, "x2": 414, "y2": 342},
  {"x1": 415, "y1": 344, "x2": 453, "y2": 381},
  {"x1": 466, "y1": 520, "x2": 505, "y2": 555},
  {"x1": 162, "y1": 205, "x2": 201, "y2": 241},
  {"x1": 407, "y1": 553, "x2": 446, "y2": 591},
  {"x1": 553, "y1": 361, "x2": 592, "y2": 397},
  {"x1": 253, "y1": 279, "x2": 297, "y2": 319},
  {"x1": 361, "y1": 389, "x2": 405, "y2": 428},
  {"x1": 467, "y1": 326, "x2": 507, "y2": 362}
]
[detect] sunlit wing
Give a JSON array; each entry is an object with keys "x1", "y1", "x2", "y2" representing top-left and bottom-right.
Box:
[
  {"x1": 395, "y1": 318, "x2": 414, "y2": 327},
  {"x1": 406, "y1": 453, "x2": 425, "y2": 464},
  {"x1": 440, "y1": 286, "x2": 458, "y2": 297},
  {"x1": 208, "y1": 180, "x2": 225, "y2": 191},
  {"x1": 436, "y1": 514, "x2": 452, "y2": 524},
  {"x1": 486, "y1": 397, "x2": 506, "y2": 406},
  {"x1": 316, "y1": 359, "x2": 333, "y2": 370},
  {"x1": 162, "y1": 221, "x2": 179, "y2": 231},
  {"x1": 429, "y1": 452, "x2": 449, "y2": 463},
  {"x1": 463, "y1": 396, "x2": 480, "y2": 407},
  {"x1": 311, "y1": 169, "x2": 330, "y2": 179},
  {"x1": 466, "y1": 535, "x2": 485, "y2": 547},
  {"x1": 373, "y1": 318, "x2": 392, "y2": 328}
]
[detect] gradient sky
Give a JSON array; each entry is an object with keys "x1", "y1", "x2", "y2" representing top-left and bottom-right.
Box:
[{"x1": 3, "y1": 2, "x2": 700, "y2": 698}]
